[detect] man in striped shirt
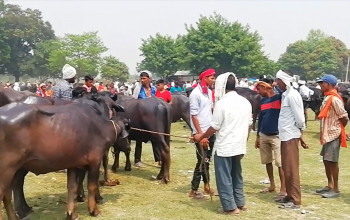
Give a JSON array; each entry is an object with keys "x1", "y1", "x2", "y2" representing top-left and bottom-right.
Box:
[{"x1": 316, "y1": 75, "x2": 348, "y2": 198}]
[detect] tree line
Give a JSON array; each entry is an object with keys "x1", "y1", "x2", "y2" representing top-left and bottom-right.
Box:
[
  {"x1": 0, "y1": 1, "x2": 129, "y2": 82},
  {"x1": 1, "y1": 1, "x2": 349, "y2": 82},
  {"x1": 138, "y1": 14, "x2": 350, "y2": 80}
]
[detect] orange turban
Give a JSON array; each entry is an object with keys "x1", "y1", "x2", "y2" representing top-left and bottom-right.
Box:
[{"x1": 257, "y1": 81, "x2": 273, "y2": 89}]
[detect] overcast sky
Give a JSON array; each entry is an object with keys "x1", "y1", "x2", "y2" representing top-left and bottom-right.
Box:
[{"x1": 7, "y1": 0, "x2": 350, "y2": 75}]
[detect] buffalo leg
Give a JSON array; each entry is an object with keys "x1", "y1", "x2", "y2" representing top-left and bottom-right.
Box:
[
  {"x1": 12, "y1": 169, "x2": 32, "y2": 219},
  {"x1": 111, "y1": 150, "x2": 120, "y2": 172},
  {"x1": 87, "y1": 164, "x2": 100, "y2": 216},
  {"x1": 156, "y1": 139, "x2": 170, "y2": 183},
  {"x1": 66, "y1": 168, "x2": 78, "y2": 220},
  {"x1": 4, "y1": 189, "x2": 19, "y2": 220},
  {"x1": 76, "y1": 169, "x2": 86, "y2": 203},
  {"x1": 102, "y1": 148, "x2": 110, "y2": 182},
  {"x1": 124, "y1": 150, "x2": 131, "y2": 171},
  {"x1": 134, "y1": 141, "x2": 142, "y2": 164}
]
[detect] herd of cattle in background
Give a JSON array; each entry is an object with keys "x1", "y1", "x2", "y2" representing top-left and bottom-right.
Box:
[{"x1": 1, "y1": 78, "x2": 350, "y2": 220}]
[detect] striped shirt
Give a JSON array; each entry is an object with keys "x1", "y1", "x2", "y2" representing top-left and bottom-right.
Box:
[
  {"x1": 320, "y1": 96, "x2": 348, "y2": 143},
  {"x1": 53, "y1": 80, "x2": 73, "y2": 100}
]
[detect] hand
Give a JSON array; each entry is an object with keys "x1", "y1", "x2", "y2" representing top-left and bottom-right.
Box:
[
  {"x1": 193, "y1": 134, "x2": 203, "y2": 142},
  {"x1": 200, "y1": 138, "x2": 209, "y2": 149},
  {"x1": 255, "y1": 136, "x2": 260, "y2": 149},
  {"x1": 300, "y1": 137, "x2": 308, "y2": 149}
]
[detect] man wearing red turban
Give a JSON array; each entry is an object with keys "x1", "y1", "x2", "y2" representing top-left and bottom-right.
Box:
[{"x1": 188, "y1": 68, "x2": 216, "y2": 199}]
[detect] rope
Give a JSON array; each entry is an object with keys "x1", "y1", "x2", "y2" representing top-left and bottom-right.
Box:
[{"x1": 130, "y1": 127, "x2": 191, "y2": 140}]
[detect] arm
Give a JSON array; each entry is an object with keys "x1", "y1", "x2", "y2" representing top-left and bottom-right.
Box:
[
  {"x1": 255, "y1": 108, "x2": 262, "y2": 149},
  {"x1": 191, "y1": 115, "x2": 203, "y2": 134},
  {"x1": 289, "y1": 93, "x2": 305, "y2": 130},
  {"x1": 332, "y1": 97, "x2": 349, "y2": 127}
]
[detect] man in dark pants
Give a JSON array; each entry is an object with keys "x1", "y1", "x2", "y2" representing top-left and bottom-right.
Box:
[
  {"x1": 189, "y1": 69, "x2": 216, "y2": 199},
  {"x1": 132, "y1": 71, "x2": 157, "y2": 167}
]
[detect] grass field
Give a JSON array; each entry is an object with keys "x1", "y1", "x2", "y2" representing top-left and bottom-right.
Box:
[{"x1": 2, "y1": 113, "x2": 350, "y2": 219}]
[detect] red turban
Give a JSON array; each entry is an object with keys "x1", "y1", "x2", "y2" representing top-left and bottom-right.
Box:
[{"x1": 199, "y1": 69, "x2": 215, "y2": 94}]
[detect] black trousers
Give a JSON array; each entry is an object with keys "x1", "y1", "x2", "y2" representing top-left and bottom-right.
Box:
[
  {"x1": 134, "y1": 141, "x2": 161, "y2": 164},
  {"x1": 191, "y1": 135, "x2": 215, "y2": 191}
]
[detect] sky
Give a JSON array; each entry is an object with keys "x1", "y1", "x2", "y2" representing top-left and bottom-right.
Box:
[{"x1": 7, "y1": 0, "x2": 350, "y2": 75}]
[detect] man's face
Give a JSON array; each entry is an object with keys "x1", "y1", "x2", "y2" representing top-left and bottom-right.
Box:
[
  {"x1": 256, "y1": 85, "x2": 267, "y2": 97},
  {"x1": 204, "y1": 75, "x2": 215, "y2": 86},
  {"x1": 156, "y1": 83, "x2": 164, "y2": 90},
  {"x1": 67, "y1": 77, "x2": 76, "y2": 84},
  {"x1": 275, "y1": 78, "x2": 286, "y2": 91},
  {"x1": 41, "y1": 86, "x2": 47, "y2": 91},
  {"x1": 319, "y1": 81, "x2": 332, "y2": 92},
  {"x1": 140, "y1": 76, "x2": 150, "y2": 87},
  {"x1": 85, "y1": 80, "x2": 94, "y2": 88}
]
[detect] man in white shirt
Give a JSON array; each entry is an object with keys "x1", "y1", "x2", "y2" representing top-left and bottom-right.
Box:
[
  {"x1": 298, "y1": 80, "x2": 314, "y2": 100},
  {"x1": 275, "y1": 70, "x2": 308, "y2": 209},
  {"x1": 194, "y1": 72, "x2": 252, "y2": 216},
  {"x1": 189, "y1": 68, "x2": 216, "y2": 199}
]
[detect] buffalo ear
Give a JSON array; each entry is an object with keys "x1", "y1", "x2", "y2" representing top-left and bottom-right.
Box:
[
  {"x1": 91, "y1": 93, "x2": 99, "y2": 101},
  {"x1": 113, "y1": 104, "x2": 125, "y2": 112}
]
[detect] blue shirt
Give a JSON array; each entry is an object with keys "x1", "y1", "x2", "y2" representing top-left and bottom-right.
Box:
[
  {"x1": 138, "y1": 86, "x2": 156, "y2": 99},
  {"x1": 169, "y1": 86, "x2": 182, "y2": 93},
  {"x1": 257, "y1": 93, "x2": 281, "y2": 136}
]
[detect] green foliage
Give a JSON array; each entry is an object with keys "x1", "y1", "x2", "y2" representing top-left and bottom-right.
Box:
[
  {"x1": 49, "y1": 32, "x2": 107, "y2": 77},
  {"x1": 0, "y1": 0, "x2": 10, "y2": 73},
  {"x1": 2, "y1": 3, "x2": 55, "y2": 81},
  {"x1": 101, "y1": 56, "x2": 129, "y2": 82},
  {"x1": 138, "y1": 14, "x2": 276, "y2": 79},
  {"x1": 182, "y1": 13, "x2": 275, "y2": 77},
  {"x1": 138, "y1": 33, "x2": 183, "y2": 78},
  {"x1": 278, "y1": 29, "x2": 349, "y2": 80}
]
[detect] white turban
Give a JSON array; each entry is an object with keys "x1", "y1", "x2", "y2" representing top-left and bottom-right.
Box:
[
  {"x1": 276, "y1": 70, "x2": 293, "y2": 88},
  {"x1": 214, "y1": 72, "x2": 236, "y2": 102},
  {"x1": 298, "y1": 80, "x2": 306, "y2": 85},
  {"x1": 140, "y1": 70, "x2": 152, "y2": 78},
  {"x1": 62, "y1": 64, "x2": 77, "y2": 79}
]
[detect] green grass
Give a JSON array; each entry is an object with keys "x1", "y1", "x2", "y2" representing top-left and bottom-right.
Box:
[{"x1": 3, "y1": 113, "x2": 350, "y2": 219}]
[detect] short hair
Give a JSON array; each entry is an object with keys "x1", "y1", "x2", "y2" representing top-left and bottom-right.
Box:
[
  {"x1": 225, "y1": 75, "x2": 236, "y2": 90},
  {"x1": 156, "y1": 79, "x2": 165, "y2": 84},
  {"x1": 260, "y1": 78, "x2": 274, "y2": 85},
  {"x1": 85, "y1": 75, "x2": 94, "y2": 82},
  {"x1": 140, "y1": 71, "x2": 150, "y2": 78}
]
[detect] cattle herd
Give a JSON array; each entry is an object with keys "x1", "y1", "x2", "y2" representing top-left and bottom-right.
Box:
[{"x1": 1, "y1": 81, "x2": 350, "y2": 220}]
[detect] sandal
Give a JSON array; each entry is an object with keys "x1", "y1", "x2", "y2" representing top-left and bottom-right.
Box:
[
  {"x1": 189, "y1": 191, "x2": 207, "y2": 200},
  {"x1": 278, "y1": 202, "x2": 300, "y2": 209},
  {"x1": 260, "y1": 188, "x2": 275, "y2": 193},
  {"x1": 274, "y1": 196, "x2": 291, "y2": 203}
]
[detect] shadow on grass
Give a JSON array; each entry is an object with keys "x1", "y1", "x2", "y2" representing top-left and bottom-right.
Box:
[{"x1": 25, "y1": 191, "x2": 122, "y2": 219}]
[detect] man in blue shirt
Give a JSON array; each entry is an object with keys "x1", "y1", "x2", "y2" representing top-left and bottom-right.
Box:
[
  {"x1": 255, "y1": 78, "x2": 286, "y2": 198},
  {"x1": 132, "y1": 71, "x2": 157, "y2": 167},
  {"x1": 169, "y1": 82, "x2": 183, "y2": 93}
]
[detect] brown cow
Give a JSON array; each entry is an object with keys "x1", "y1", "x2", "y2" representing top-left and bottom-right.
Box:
[{"x1": 0, "y1": 99, "x2": 125, "y2": 220}]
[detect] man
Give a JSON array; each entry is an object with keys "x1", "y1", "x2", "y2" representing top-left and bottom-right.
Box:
[
  {"x1": 83, "y1": 75, "x2": 95, "y2": 93},
  {"x1": 36, "y1": 83, "x2": 49, "y2": 97},
  {"x1": 255, "y1": 79, "x2": 286, "y2": 198},
  {"x1": 132, "y1": 70, "x2": 156, "y2": 99},
  {"x1": 298, "y1": 80, "x2": 314, "y2": 100},
  {"x1": 132, "y1": 71, "x2": 157, "y2": 167},
  {"x1": 169, "y1": 82, "x2": 183, "y2": 93},
  {"x1": 194, "y1": 73, "x2": 251, "y2": 215},
  {"x1": 53, "y1": 64, "x2": 77, "y2": 100},
  {"x1": 275, "y1": 70, "x2": 307, "y2": 209},
  {"x1": 188, "y1": 68, "x2": 216, "y2": 199},
  {"x1": 155, "y1": 79, "x2": 172, "y2": 103},
  {"x1": 97, "y1": 82, "x2": 105, "y2": 92},
  {"x1": 316, "y1": 75, "x2": 348, "y2": 198}
]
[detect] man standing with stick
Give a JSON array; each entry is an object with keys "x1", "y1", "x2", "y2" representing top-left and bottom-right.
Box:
[{"x1": 189, "y1": 69, "x2": 216, "y2": 199}]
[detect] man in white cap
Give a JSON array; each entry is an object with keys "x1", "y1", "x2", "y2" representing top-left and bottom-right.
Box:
[
  {"x1": 53, "y1": 64, "x2": 77, "y2": 100},
  {"x1": 298, "y1": 80, "x2": 314, "y2": 100},
  {"x1": 274, "y1": 70, "x2": 307, "y2": 209}
]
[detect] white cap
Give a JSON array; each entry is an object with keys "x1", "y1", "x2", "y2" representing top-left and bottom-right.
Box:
[
  {"x1": 298, "y1": 80, "x2": 306, "y2": 85},
  {"x1": 62, "y1": 64, "x2": 77, "y2": 79},
  {"x1": 140, "y1": 70, "x2": 152, "y2": 78}
]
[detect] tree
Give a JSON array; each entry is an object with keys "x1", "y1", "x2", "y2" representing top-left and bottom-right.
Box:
[
  {"x1": 278, "y1": 29, "x2": 349, "y2": 80},
  {"x1": 182, "y1": 13, "x2": 274, "y2": 77},
  {"x1": 2, "y1": 3, "x2": 55, "y2": 81},
  {"x1": 0, "y1": 0, "x2": 10, "y2": 74},
  {"x1": 100, "y1": 56, "x2": 129, "y2": 82},
  {"x1": 49, "y1": 32, "x2": 107, "y2": 77},
  {"x1": 138, "y1": 33, "x2": 183, "y2": 78}
]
